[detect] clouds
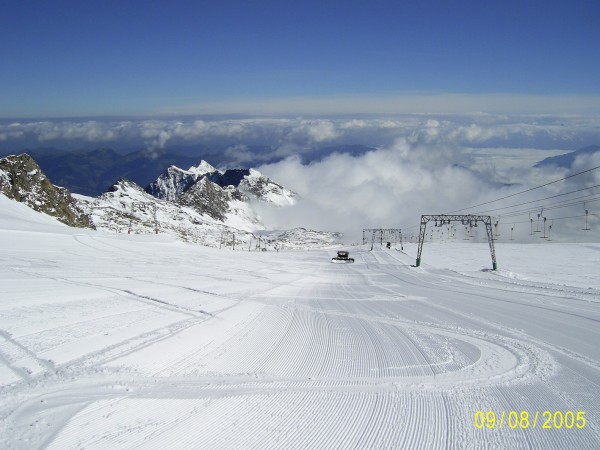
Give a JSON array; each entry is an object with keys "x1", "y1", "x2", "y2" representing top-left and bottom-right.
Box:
[
  {"x1": 1, "y1": 114, "x2": 598, "y2": 156},
  {"x1": 9, "y1": 120, "x2": 95, "y2": 145},
  {"x1": 293, "y1": 120, "x2": 340, "y2": 143},
  {"x1": 254, "y1": 142, "x2": 489, "y2": 239},
  {"x1": 0, "y1": 112, "x2": 597, "y2": 242},
  {"x1": 255, "y1": 129, "x2": 600, "y2": 243}
]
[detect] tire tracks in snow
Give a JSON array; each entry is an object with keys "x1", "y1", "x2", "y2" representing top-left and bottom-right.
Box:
[{"x1": 0, "y1": 329, "x2": 56, "y2": 382}]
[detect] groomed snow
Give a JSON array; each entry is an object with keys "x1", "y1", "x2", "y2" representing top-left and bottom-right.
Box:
[{"x1": 1, "y1": 194, "x2": 599, "y2": 449}]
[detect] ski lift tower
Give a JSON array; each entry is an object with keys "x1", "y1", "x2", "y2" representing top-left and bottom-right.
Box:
[{"x1": 415, "y1": 214, "x2": 497, "y2": 270}]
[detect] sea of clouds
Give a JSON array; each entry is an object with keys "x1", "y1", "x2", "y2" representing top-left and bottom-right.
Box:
[{"x1": 1, "y1": 114, "x2": 599, "y2": 242}]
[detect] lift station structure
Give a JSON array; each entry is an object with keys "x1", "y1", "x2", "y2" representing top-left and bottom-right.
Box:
[{"x1": 416, "y1": 214, "x2": 498, "y2": 270}]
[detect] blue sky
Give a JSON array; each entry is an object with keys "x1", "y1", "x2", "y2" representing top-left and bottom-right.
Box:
[{"x1": 1, "y1": 0, "x2": 599, "y2": 118}]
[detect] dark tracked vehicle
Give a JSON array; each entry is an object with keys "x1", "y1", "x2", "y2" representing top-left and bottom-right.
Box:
[{"x1": 331, "y1": 250, "x2": 355, "y2": 263}]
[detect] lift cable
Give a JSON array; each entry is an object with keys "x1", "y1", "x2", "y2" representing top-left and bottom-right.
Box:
[
  {"x1": 444, "y1": 165, "x2": 600, "y2": 214},
  {"x1": 504, "y1": 212, "x2": 600, "y2": 225},
  {"x1": 400, "y1": 166, "x2": 600, "y2": 233},
  {"x1": 401, "y1": 193, "x2": 600, "y2": 233},
  {"x1": 491, "y1": 196, "x2": 600, "y2": 219},
  {"x1": 471, "y1": 184, "x2": 600, "y2": 216}
]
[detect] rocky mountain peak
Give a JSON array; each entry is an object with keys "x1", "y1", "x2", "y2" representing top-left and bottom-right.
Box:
[
  {"x1": 178, "y1": 177, "x2": 232, "y2": 222},
  {"x1": 145, "y1": 160, "x2": 297, "y2": 208},
  {"x1": 146, "y1": 166, "x2": 201, "y2": 201}
]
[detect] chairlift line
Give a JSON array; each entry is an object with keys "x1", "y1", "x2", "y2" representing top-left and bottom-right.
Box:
[
  {"x1": 491, "y1": 195, "x2": 600, "y2": 220},
  {"x1": 471, "y1": 183, "x2": 600, "y2": 216},
  {"x1": 401, "y1": 168, "x2": 600, "y2": 236},
  {"x1": 445, "y1": 165, "x2": 600, "y2": 214},
  {"x1": 507, "y1": 212, "x2": 599, "y2": 225}
]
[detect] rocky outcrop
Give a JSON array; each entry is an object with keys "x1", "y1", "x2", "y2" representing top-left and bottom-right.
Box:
[
  {"x1": 0, "y1": 154, "x2": 94, "y2": 228},
  {"x1": 178, "y1": 178, "x2": 236, "y2": 222}
]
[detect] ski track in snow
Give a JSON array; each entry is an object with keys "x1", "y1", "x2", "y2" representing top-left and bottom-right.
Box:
[{"x1": 1, "y1": 222, "x2": 600, "y2": 448}]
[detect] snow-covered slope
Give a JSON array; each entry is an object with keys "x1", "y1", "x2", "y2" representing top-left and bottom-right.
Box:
[
  {"x1": 74, "y1": 178, "x2": 258, "y2": 247},
  {"x1": 1, "y1": 203, "x2": 599, "y2": 449},
  {"x1": 74, "y1": 179, "x2": 338, "y2": 249},
  {"x1": 0, "y1": 193, "x2": 72, "y2": 231}
]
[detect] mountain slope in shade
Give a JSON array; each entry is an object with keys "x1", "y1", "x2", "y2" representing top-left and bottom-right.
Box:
[{"x1": 534, "y1": 145, "x2": 600, "y2": 168}]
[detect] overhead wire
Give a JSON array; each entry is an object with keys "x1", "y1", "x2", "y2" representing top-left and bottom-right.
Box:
[
  {"x1": 444, "y1": 165, "x2": 600, "y2": 214},
  {"x1": 495, "y1": 196, "x2": 600, "y2": 219},
  {"x1": 400, "y1": 164, "x2": 599, "y2": 234},
  {"x1": 474, "y1": 193, "x2": 600, "y2": 219},
  {"x1": 507, "y1": 212, "x2": 599, "y2": 225},
  {"x1": 471, "y1": 184, "x2": 600, "y2": 215}
]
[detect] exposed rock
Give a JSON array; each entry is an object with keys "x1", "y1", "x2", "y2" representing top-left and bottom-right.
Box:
[
  {"x1": 178, "y1": 178, "x2": 233, "y2": 222},
  {"x1": 145, "y1": 161, "x2": 217, "y2": 201},
  {"x1": 0, "y1": 154, "x2": 94, "y2": 228}
]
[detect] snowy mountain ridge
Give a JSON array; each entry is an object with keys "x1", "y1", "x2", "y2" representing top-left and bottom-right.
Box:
[
  {"x1": 1, "y1": 153, "x2": 341, "y2": 249},
  {"x1": 142, "y1": 159, "x2": 298, "y2": 233},
  {"x1": 74, "y1": 177, "x2": 256, "y2": 248},
  {"x1": 145, "y1": 161, "x2": 217, "y2": 202},
  {"x1": 75, "y1": 177, "x2": 337, "y2": 250},
  {"x1": 146, "y1": 160, "x2": 297, "y2": 207}
]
